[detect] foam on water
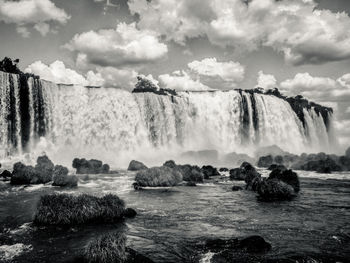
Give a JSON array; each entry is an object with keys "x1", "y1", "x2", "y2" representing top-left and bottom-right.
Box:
[{"x1": 0, "y1": 243, "x2": 32, "y2": 261}]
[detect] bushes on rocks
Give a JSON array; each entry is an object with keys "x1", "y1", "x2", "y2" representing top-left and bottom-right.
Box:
[
  {"x1": 163, "y1": 160, "x2": 204, "y2": 182},
  {"x1": 134, "y1": 166, "x2": 182, "y2": 187},
  {"x1": 52, "y1": 165, "x2": 78, "y2": 187},
  {"x1": 201, "y1": 165, "x2": 220, "y2": 179},
  {"x1": 268, "y1": 169, "x2": 300, "y2": 192},
  {"x1": 34, "y1": 193, "x2": 127, "y2": 225},
  {"x1": 73, "y1": 158, "x2": 110, "y2": 174},
  {"x1": 0, "y1": 170, "x2": 12, "y2": 180},
  {"x1": 127, "y1": 160, "x2": 147, "y2": 171},
  {"x1": 35, "y1": 155, "x2": 54, "y2": 183},
  {"x1": 84, "y1": 232, "x2": 127, "y2": 263},
  {"x1": 257, "y1": 179, "x2": 295, "y2": 201},
  {"x1": 257, "y1": 155, "x2": 273, "y2": 167}
]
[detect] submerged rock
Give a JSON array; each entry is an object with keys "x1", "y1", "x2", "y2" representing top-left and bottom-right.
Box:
[
  {"x1": 201, "y1": 165, "x2": 220, "y2": 179},
  {"x1": 238, "y1": 236, "x2": 272, "y2": 253},
  {"x1": 52, "y1": 165, "x2": 78, "y2": 187},
  {"x1": 135, "y1": 166, "x2": 183, "y2": 187},
  {"x1": 72, "y1": 158, "x2": 110, "y2": 174},
  {"x1": 232, "y1": 186, "x2": 243, "y2": 191},
  {"x1": 127, "y1": 160, "x2": 148, "y2": 171},
  {"x1": 257, "y1": 178, "x2": 295, "y2": 201}
]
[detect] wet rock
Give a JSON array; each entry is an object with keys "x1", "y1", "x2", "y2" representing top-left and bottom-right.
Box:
[
  {"x1": 124, "y1": 208, "x2": 137, "y2": 218},
  {"x1": 232, "y1": 186, "x2": 243, "y2": 191},
  {"x1": 268, "y1": 169, "x2": 300, "y2": 192},
  {"x1": 274, "y1": 155, "x2": 284, "y2": 164},
  {"x1": 128, "y1": 160, "x2": 148, "y2": 171},
  {"x1": 34, "y1": 193, "x2": 126, "y2": 225},
  {"x1": 72, "y1": 158, "x2": 110, "y2": 174},
  {"x1": 257, "y1": 155, "x2": 273, "y2": 168},
  {"x1": 229, "y1": 168, "x2": 246, "y2": 180},
  {"x1": 201, "y1": 165, "x2": 220, "y2": 179},
  {"x1": 238, "y1": 236, "x2": 272, "y2": 253},
  {"x1": 135, "y1": 166, "x2": 183, "y2": 187},
  {"x1": 11, "y1": 162, "x2": 39, "y2": 185},
  {"x1": 185, "y1": 181, "x2": 196, "y2": 187},
  {"x1": 257, "y1": 178, "x2": 295, "y2": 201},
  {"x1": 163, "y1": 160, "x2": 204, "y2": 182},
  {"x1": 230, "y1": 162, "x2": 262, "y2": 191},
  {"x1": 35, "y1": 155, "x2": 54, "y2": 183},
  {"x1": 267, "y1": 164, "x2": 287, "y2": 171},
  {"x1": 219, "y1": 167, "x2": 229, "y2": 172},
  {"x1": 52, "y1": 165, "x2": 78, "y2": 187},
  {"x1": 163, "y1": 160, "x2": 177, "y2": 169},
  {"x1": 339, "y1": 156, "x2": 350, "y2": 171},
  {"x1": 1, "y1": 170, "x2": 12, "y2": 179},
  {"x1": 346, "y1": 147, "x2": 350, "y2": 158}
]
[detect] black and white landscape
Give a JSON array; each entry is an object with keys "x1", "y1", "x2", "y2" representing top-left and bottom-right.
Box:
[{"x1": 0, "y1": 0, "x2": 350, "y2": 262}]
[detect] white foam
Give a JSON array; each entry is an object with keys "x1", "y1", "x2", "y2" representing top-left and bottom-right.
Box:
[{"x1": 0, "y1": 243, "x2": 32, "y2": 261}]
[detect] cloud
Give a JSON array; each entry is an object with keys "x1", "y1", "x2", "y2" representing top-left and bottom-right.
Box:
[
  {"x1": 256, "y1": 70, "x2": 277, "y2": 90},
  {"x1": 0, "y1": 0, "x2": 70, "y2": 37},
  {"x1": 65, "y1": 22, "x2": 168, "y2": 67},
  {"x1": 188, "y1": 57, "x2": 244, "y2": 83},
  {"x1": 94, "y1": 66, "x2": 138, "y2": 90},
  {"x1": 129, "y1": 0, "x2": 350, "y2": 65},
  {"x1": 25, "y1": 60, "x2": 104, "y2": 86},
  {"x1": 159, "y1": 70, "x2": 211, "y2": 91}
]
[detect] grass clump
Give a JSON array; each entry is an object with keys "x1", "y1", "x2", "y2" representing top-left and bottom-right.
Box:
[
  {"x1": 84, "y1": 232, "x2": 127, "y2": 263},
  {"x1": 34, "y1": 193, "x2": 125, "y2": 225}
]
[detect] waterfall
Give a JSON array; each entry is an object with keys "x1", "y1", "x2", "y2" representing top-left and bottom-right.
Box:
[{"x1": 0, "y1": 71, "x2": 336, "y2": 166}]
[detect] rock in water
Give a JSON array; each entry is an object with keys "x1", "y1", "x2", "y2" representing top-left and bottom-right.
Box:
[
  {"x1": 238, "y1": 236, "x2": 272, "y2": 253},
  {"x1": 232, "y1": 186, "x2": 243, "y2": 191},
  {"x1": 123, "y1": 208, "x2": 137, "y2": 218},
  {"x1": 257, "y1": 178, "x2": 295, "y2": 201},
  {"x1": 127, "y1": 160, "x2": 148, "y2": 171},
  {"x1": 268, "y1": 164, "x2": 287, "y2": 171},
  {"x1": 1, "y1": 170, "x2": 12, "y2": 179},
  {"x1": 135, "y1": 166, "x2": 183, "y2": 187},
  {"x1": 35, "y1": 155, "x2": 54, "y2": 183},
  {"x1": 229, "y1": 162, "x2": 261, "y2": 190},
  {"x1": 346, "y1": 147, "x2": 350, "y2": 158},
  {"x1": 201, "y1": 165, "x2": 220, "y2": 179},
  {"x1": 52, "y1": 165, "x2": 78, "y2": 187},
  {"x1": 84, "y1": 232, "x2": 127, "y2": 263},
  {"x1": 72, "y1": 158, "x2": 110, "y2": 174},
  {"x1": 163, "y1": 160, "x2": 204, "y2": 182},
  {"x1": 219, "y1": 167, "x2": 229, "y2": 172},
  {"x1": 11, "y1": 162, "x2": 38, "y2": 185},
  {"x1": 268, "y1": 169, "x2": 300, "y2": 192},
  {"x1": 257, "y1": 155, "x2": 273, "y2": 167}
]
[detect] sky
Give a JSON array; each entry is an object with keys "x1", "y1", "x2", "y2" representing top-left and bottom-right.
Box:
[{"x1": 0, "y1": 0, "x2": 349, "y2": 146}]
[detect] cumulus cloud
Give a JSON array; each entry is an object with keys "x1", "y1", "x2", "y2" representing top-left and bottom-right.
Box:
[
  {"x1": 25, "y1": 60, "x2": 104, "y2": 86},
  {"x1": 65, "y1": 22, "x2": 168, "y2": 67},
  {"x1": 128, "y1": 0, "x2": 350, "y2": 65},
  {"x1": 256, "y1": 71, "x2": 277, "y2": 90},
  {"x1": 95, "y1": 67, "x2": 138, "y2": 90},
  {"x1": 188, "y1": 58, "x2": 244, "y2": 83},
  {"x1": 0, "y1": 0, "x2": 70, "y2": 37},
  {"x1": 159, "y1": 70, "x2": 211, "y2": 91}
]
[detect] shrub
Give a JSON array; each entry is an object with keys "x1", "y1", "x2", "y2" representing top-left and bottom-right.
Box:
[
  {"x1": 135, "y1": 166, "x2": 182, "y2": 187},
  {"x1": 84, "y1": 232, "x2": 127, "y2": 263},
  {"x1": 34, "y1": 193, "x2": 126, "y2": 225}
]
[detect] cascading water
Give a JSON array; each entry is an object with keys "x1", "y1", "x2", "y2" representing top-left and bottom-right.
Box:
[{"x1": 0, "y1": 71, "x2": 336, "y2": 167}]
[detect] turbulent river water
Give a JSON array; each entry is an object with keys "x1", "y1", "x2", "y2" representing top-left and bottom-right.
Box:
[{"x1": 0, "y1": 170, "x2": 349, "y2": 262}]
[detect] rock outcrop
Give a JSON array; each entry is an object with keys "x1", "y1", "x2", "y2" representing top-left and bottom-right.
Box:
[
  {"x1": 163, "y1": 160, "x2": 204, "y2": 182},
  {"x1": 72, "y1": 158, "x2": 110, "y2": 174},
  {"x1": 127, "y1": 160, "x2": 147, "y2": 171},
  {"x1": 52, "y1": 165, "x2": 78, "y2": 187},
  {"x1": 134, "y1": 166, "x2": 183, "y2": 187}
]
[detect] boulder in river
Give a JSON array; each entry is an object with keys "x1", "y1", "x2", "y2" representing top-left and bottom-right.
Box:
[
  {"x1": 52, "y1": 165, "x2": 78, "y2": 187},
  {"x1": 201, "y1": 165, "x2": 220, "y2": 179},
  {"x1": 257, "y1": 155, "x2": 273, "y2": 168},
  {"x1": 268, "y1": 164, "x2": 287, "y2": 171},
  {"x1": 34, "y1": 193, "x2": 126, "y2": 225},
  {"x1": 257, "y1": 178, "x2": 295, "y2": 201},
  {"x1": 232, "y1": 186, "x2": 243, "y2": 191},
  {"x1": 72, "y1": 158, "x2": 110, "y2": 174},
  {"x1": 268, "y1": 168, "x2": 300, "y2": 192},
  {"x1": 0, "y1": 170, "x2": 12, "y2": 180},
  {"x1": 35, "y1": 155, "x2": 54, "y2": 183},
  {"x1": 134, "y1": 166, "x2": 183, "y2": 187},
  {"x1": 127, "y1": 160, "x2": 148, "y2": 171},
  {"x1": 163, "y1": 160, "x2": 204, "y2": 182},
  {"x1": 219, "y1": 167, "x2": 229, "y2": 172}
]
